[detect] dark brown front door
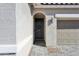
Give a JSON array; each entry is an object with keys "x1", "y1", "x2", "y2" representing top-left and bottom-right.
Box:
[{"x1": 33, "y1": 18, "x2": 46, "y2": 46}]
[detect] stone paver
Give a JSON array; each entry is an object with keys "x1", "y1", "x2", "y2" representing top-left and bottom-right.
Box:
[
  {"x1": 30, "y1": 45, "x2": 79, "y2": 56},
  {"x1": 30, "y1": 45, "x2": 48, "y2": 56}
]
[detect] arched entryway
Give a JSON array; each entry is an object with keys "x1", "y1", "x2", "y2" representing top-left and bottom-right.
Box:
[{"x1": 33, "y1": 13, "x2": 46, "y2": 46}]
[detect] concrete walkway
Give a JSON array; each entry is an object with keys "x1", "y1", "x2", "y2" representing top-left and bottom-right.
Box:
[{"x1": 30, "y1": 45, "x2": 79, "y2": 56}]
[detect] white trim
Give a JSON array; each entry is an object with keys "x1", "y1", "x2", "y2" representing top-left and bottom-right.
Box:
[
  {"x1": 0, "y1": 45, "x2": 16, "y2": 53},
  {"x1": 55, "y1": 14, "x2": 79, "y2": 18}
]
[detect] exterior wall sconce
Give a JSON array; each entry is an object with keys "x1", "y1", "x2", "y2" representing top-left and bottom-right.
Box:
[{"x1": 48, "y1": 17, "x2": 53, "y2": 26}]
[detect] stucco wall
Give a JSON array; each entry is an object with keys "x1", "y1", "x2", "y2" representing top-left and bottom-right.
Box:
[
  {"x1": 46, "y1": 16, "x2": 57, "y2": 48},
  {"x1": 16, "y1": 3, "x2": 33, "y2": 56},
  {"x1": 57, "y1": 29, "x2": 79, "y2": 45}
]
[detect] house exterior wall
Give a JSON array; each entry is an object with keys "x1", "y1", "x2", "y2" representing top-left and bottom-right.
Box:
[
  {"x1": 33, "y1": 7, "x2": 79, "y2": 48},
  {"x1": 16, "y1": 3, "x2": 33, "y2": 56}
]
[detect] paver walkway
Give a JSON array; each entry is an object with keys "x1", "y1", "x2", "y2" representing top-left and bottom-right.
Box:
[
  {"x1": 30, "y1": 45, "x2": 48, "y2": 56},
  {"x1": 30, "y1": 45, "x2": 79, "y2": 56}
]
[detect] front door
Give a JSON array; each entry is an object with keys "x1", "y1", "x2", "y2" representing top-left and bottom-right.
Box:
[{"x1": 34, "y1": 18, "x2": 46, "y2": 46}]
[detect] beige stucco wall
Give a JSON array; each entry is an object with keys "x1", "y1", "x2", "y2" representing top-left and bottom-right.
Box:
[
  {"x1": 57, "y1": 29, "x2": 79, "y2": 45},
  {"x1": 46, "y1": 16, "x2": 57, "y2": 48}
]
